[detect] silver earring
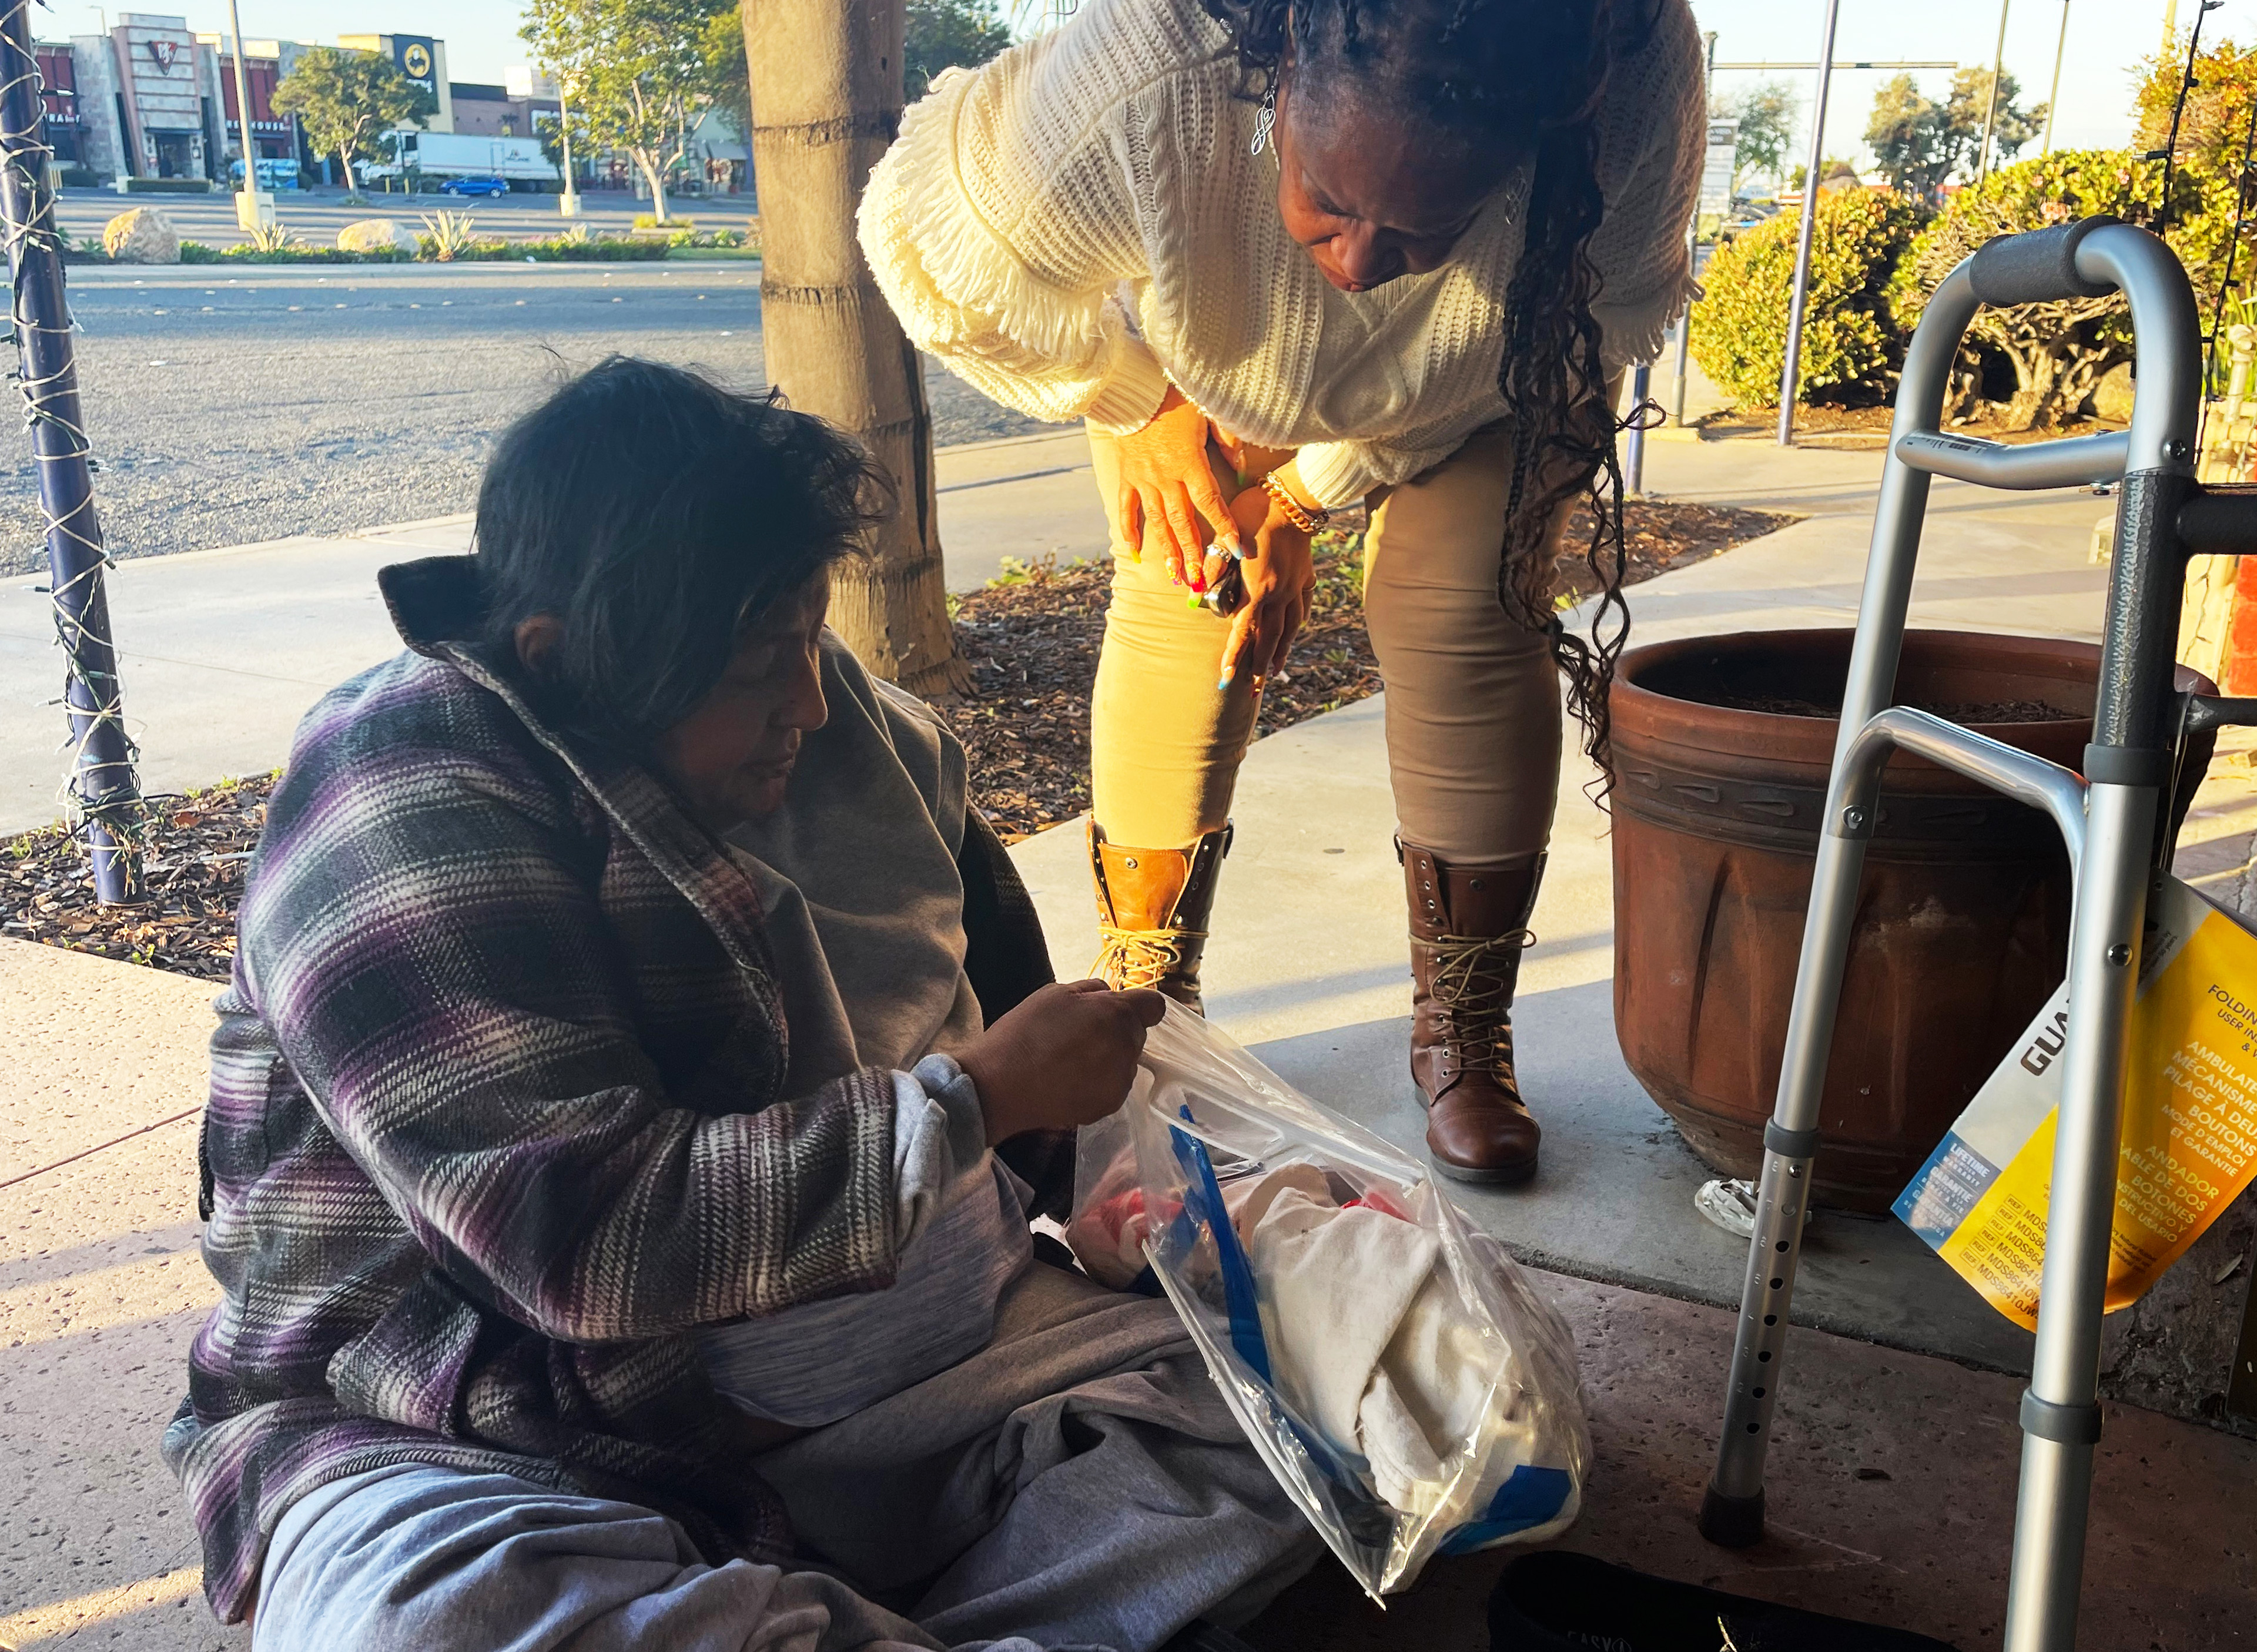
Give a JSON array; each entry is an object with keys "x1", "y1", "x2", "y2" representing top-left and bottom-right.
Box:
[{"x1": 1251, "y1": 83, "x2": 1277, "y2": 156}]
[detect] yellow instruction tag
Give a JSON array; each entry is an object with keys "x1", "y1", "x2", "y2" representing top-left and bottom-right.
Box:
[{"x1": 1895, "y1": 873, "x2": 2257, "y2": 1329}]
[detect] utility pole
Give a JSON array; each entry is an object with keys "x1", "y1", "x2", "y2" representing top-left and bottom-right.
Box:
[
  {"x1": 223, "y1": 0, "x2": 273, "y2": 229},
  {"x1": 1776, "y1": 0, "x2": 1841, "y2": 445},
  {"x1": 0, "y1": 0, "x2": 139, "y2": 902},
  {"x1": 1978, "y1": 0, "x2": 2011, "y2": 185},
  {"x1": 2042, "y1": 0, "x2": 2069, "y2": 155}
]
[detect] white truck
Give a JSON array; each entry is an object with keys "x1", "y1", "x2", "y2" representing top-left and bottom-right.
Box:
[{"x1": 364, "y1": 131, "x2": 559, "y2": 185}]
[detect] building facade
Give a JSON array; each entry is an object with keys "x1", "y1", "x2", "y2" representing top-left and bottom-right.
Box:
[
  {"x1": 337, "y1": 33, "x2": 453, "y2": 133},
  {"x1": 66, "y1": 15, "x2": 226, "y2": 183},
  {"x1": 205, "y1": 37, "x2": 313, "y2": 170}
]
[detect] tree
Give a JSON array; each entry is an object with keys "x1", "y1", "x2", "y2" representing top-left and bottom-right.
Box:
[
  {"x1": 1947, "y1": 66, "x2": 2043, "y2": 172},
  {"x1": 522, "y1": 0, "x2": 729, "y2": 224},
  {"x1": 1866, "y1": 73, "x2": 1952, "y2": 198},
  {"x1": 745, "y1": 0, "x2": 970, "y2": 698},
  {"x1": 700, "y1": 3, "x2": 751, "y2": 146},
  {"x1": 2134, "y1": 35, "x2": 2257, "y2": 176},
  {"x1": 1888, "y1": 150, "x2": 2229, "y2": 430},
  {"x1": 270, "y1": 46, "x2": 434, "y2": 202},
  {"x1": 1864, "y1": 68, "x2": 2042, "y2": 202},
  {"x1": 1717, "y1": 79, "x2": 1794, "y2": 194},
  {"x1": 906, "y1": 0, "x2": 1013, "y2": 100}
]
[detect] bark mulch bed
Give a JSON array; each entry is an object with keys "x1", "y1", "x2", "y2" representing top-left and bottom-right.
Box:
[{"x1": 2, "y1": 498, "x2": 1790, "y2": 981}]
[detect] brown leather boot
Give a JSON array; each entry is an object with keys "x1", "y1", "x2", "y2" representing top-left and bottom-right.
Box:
[
  {"x1": 1087, "y1": 821, "x2": 1231, "y2": 1011},
  {"x1": 1402, "y1": 842, "x2": 1546, "y2": 1184}
]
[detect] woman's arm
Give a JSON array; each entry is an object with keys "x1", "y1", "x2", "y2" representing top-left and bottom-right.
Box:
[{"x1": 858, "y1": 47, "x2": 1167, "y2": 433}]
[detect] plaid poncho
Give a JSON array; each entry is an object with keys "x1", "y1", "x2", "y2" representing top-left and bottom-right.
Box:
[{"x1": 166, "y1": 557, "x2": 1053, "y2": 1622}]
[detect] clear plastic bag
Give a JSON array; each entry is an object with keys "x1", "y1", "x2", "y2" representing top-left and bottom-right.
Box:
[{"x1": 1066, "y1": 1004, "x2": 1589, "y2": 1600}]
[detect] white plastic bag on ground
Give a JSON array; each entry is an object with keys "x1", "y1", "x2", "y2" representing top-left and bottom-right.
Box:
[{"x1": 1066, "y1": 1004, "x2": 1589, "y2": 1599}]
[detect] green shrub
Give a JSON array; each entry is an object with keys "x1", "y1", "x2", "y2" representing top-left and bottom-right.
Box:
[
  {"x1": 1690, "y1": 189, "x2": 1926, "y2": 407},
  {"x1": 215, "y1": 242, "x2": 409, "y2": 263},
  {"x1": 1888, "y1": 149, "x2": 2228, "y2": 428}
]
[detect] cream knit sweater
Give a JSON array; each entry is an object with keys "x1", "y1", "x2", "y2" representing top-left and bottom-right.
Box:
[{"x1": 859, "y1": 0, "x2": 1707, "y2": 510}]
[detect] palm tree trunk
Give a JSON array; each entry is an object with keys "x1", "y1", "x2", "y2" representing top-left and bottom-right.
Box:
[{"x1": 744, "y1": 0, "x2": 969, "y2": 699}]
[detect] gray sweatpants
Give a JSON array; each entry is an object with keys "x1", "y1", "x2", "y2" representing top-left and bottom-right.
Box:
[{"x1": 251, "y1": 1264, "x2": 1320, "y2": 1652}]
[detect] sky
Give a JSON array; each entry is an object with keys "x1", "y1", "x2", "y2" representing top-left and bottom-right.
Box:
[
  {"x1": 89, "y1": 0, "x2": 2257, "y2": 150},
  {"x1": 1689, "y1": 0, "x2": 2256, "y2": 168}
]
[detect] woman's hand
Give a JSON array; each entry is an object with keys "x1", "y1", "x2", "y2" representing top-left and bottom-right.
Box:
[
  {"x1": 959, "y1": 979, "x2": 1168, "y2": 1145},
  {"x1": 1213, "y1": 482, "x2": 1317, "y2": 690},
  {"x1": 1112, "y1": 386, "x2": 1245, "y2": 584}
]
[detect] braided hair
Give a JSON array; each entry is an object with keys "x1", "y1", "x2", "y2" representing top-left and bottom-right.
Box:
[{"x1": 1204, "y1": 0, "x2": 1659, "y2": 783}]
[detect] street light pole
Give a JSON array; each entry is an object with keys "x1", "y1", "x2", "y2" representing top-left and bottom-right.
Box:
[
  {"x1": 1776, "y1": 0, "x2": 1841, "y2": 445},
  {"x1": 223, "y1": 0, "x2": 272, "y2": 228},
  {"x1": 0, "y1": 0, "x2": 139, "y2": 902},
  {"x1": 2042, "y1": 0, "x2": 2069, "y2": 155},
  {"x1": 557, "y1": 73, "x2": 581, "y2": 217},
  {"x1": 1978, "y1": 0, "x2": 2011, "y2": 184}
]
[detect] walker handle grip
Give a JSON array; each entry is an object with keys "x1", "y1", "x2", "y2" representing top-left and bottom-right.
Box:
[{"x1": 1967, "y1": 216, "x2": 2121, "y2": 307}]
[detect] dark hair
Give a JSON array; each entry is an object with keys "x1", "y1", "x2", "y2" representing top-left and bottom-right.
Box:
[
  {"x1": 473, "y1": 356, "x2": 888, "y2": 750},
  {"x1": 1204, "y1": 0, "x2": 1660, "y2": 784}
]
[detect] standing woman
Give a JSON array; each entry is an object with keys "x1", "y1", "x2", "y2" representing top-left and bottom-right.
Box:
[{"x1": 862, "y1": 0, "x2": 1702, "y2": 1183}]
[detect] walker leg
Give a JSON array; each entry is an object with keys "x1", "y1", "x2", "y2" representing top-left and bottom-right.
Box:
[
  {"x1": 2004, "y1": 457, "x2": 2190, "y2": 1649},
  {"x1": 1700, "y1": 457, "x2": 1938, "y2": 1546}
]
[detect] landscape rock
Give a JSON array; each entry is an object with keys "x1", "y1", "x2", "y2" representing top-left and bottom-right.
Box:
[
  {"x1": 100, "y1": 207, "x2": 178, "y2": 264},
  {"x1": 336, "y1": 217, "x2": 403, "y2": 254}
]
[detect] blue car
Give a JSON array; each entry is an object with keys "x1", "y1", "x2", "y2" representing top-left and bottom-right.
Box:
[{"x1": 438, "y1": 176, "x2": 510, "y2": 198}]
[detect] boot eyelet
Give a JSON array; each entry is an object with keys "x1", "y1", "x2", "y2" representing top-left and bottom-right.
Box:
[{"x1": 1124, "y1": 856, "x2": 1139, "y2": 869}]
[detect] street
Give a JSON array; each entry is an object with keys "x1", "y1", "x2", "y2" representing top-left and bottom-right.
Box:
[{"x1": 3, "y1": 209, "x2": 1052, "y2": 571}]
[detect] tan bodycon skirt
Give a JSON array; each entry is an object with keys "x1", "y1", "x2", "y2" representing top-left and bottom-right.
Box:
[{"x1": 1086, "y1": 422, "x2": 1562, "y2": 863}]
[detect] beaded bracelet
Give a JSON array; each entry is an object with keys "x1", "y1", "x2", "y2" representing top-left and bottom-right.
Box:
[{"x1": 1258, "y1": 470, "x2": 1331, "y2": 534}]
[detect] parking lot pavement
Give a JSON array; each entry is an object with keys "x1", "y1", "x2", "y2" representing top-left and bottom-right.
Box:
[{"x1": 0, "y1": 259, "x2": 1056, "y2": 572}]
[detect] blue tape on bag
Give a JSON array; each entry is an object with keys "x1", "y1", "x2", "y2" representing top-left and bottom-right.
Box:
[
  {"x1": 1168, "y1": 1107, "x2": 1272, "y2": 1384},
  {"x1": 1435, "y1": 1465, "x2": 1574, "y2": 1555}
]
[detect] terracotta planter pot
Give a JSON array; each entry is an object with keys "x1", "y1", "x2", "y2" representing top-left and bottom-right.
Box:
[{"x1": 1608, "y1": 629, "x2": 2212, "y2": 1214}]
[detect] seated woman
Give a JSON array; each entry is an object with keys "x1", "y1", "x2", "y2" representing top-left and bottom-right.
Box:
[{"x1": 167, "y1": 357, "x2": 1319, "y2": 1651}]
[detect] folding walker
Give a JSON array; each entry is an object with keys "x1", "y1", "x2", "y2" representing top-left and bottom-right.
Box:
[{"x1": 1695, "y1": 216, "x2": 2257, "y2": 1652}]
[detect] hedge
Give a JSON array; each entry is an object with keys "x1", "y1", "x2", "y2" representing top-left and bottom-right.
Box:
[{"x1": 1689, "y1": 188, "x2": 1925, "y2": 407}]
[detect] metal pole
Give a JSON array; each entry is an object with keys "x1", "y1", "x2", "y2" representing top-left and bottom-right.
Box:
[
  {"x1": 1624, "y1": 361, "x2": 1651, "y2": 496},
  {"x1": 1670, "y1": 29, "x2": 1718, "y2": 428},
  {"x1": 1776, "y1": 0, "x2": 1841, "y2": 444},
  {"x1": 223, "y1": 0, "x2": 269, "y2": 228},
  {"x1": 0, "y1": 0, "x2": 139, "y2": 902},
  {"x1": 1978, "y1": 0, "x2": 2012, "y2": 185},
  {"x1": 2042, "y1": 0, "x2": 2069, "y2": 155}
]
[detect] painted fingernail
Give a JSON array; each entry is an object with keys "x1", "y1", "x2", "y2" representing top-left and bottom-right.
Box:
[
  {"x1": 1187, "y1": 594, "x2": 1204, "y2": 609},
  {"x1": 1190, "y1": 575, "x2": 1207, "y2": 592},
  {"x1": 1218, "y1": 669, "x2": 1234, "y2": 690}
]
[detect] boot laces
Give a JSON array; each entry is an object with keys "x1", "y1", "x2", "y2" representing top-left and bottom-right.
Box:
[
  {"x1": 1429, "y1": 930, "x2": 1531, "y2": 1076},
  {"x1": 1096, "y1": 924, "x2": 1204, "y2": 991}
]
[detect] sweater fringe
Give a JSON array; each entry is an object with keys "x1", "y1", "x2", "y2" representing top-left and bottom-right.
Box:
[{"x1": 859, "y1": 61, "x2": 1144, "y2": 423}]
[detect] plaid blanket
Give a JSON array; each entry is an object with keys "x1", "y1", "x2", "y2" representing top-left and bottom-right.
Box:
[{"x1": 167, "y1": 556, "x2": 1048, "y2": 1622}]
